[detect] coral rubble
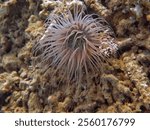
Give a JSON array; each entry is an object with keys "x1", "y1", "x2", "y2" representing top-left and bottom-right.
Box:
[{"x1": 0, "y1": 0, "x2": 150, "y2": 113}]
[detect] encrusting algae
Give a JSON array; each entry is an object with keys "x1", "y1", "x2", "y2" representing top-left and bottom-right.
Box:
[{"x1": 0, "y1": 0, "x2": 150, "y2": 113}]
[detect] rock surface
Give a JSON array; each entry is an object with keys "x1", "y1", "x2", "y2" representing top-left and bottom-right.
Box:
[{"x1": 0, "y1": 0, "x2": 150, "y2": 113}]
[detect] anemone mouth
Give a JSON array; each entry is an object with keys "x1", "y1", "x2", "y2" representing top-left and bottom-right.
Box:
[
  {"x1": 33, "y1": 5, "x2": 118, "y2": 84},
  {"x1": 67, "y1": 32, "x2": 86, "y2": 50},
  {"x1": 64, "y1": 24, "x2": 87, "y2": 51}
]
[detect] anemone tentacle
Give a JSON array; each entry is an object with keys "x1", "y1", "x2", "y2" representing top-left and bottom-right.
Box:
[{"x1": 33, "y1": 5, "x2": 118, "y2": 83}]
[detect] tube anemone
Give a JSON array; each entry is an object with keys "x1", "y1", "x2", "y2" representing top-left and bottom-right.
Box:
[{"x1": 33, "y1": 5, "x2": 118, "y2": 84}]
